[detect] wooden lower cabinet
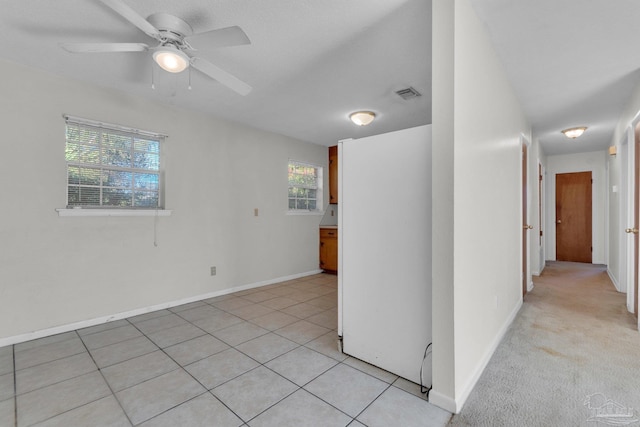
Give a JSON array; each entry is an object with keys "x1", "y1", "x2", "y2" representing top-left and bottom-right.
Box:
[{"x1": 319, "y1": 228, "x2": 338, "y2": 273}]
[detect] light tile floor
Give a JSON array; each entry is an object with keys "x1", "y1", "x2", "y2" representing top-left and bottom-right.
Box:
[{"x1": 0, "y1": 274, "x2": 451, "y2": 426}]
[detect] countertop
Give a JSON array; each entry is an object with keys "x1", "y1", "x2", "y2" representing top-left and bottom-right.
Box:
[{"x1": 320, "y1": 225, "x2": 337, "y2": 229}]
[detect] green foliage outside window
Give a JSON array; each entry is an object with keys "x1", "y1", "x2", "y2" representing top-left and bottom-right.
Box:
[
  {"x1": 288, "y1": 162, "x2": 319, "y2": 211},
  {"x1": 65, "y1": 122, "x2": 161, "y2": 208}
]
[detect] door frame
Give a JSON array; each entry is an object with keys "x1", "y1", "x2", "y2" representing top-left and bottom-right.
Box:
[
  {"x1": 619, "y1": 128, "x2": 630, "y2": 297},
  {"x1": 555, "y1": 171, "x2": 593, "y2": 263},
  {"x1": 626, "y1": 113, "x2": 640, "y2": 317},
  {"x1": 545, "y1": 155, "x2": 603, "y2": 263},
  {"x1": 538, "y1": 162, "x2": 546, "y2": 274},
  {"x1": 521, "y1": 134, "x2": 532, "y2": 295}
]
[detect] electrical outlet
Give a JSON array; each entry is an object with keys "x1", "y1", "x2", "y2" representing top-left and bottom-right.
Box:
[{"x1": 210, "y1": 266, "x2": 216, "y2": 276}]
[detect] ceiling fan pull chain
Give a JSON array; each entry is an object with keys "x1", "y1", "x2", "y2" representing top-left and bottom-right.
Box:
[
  {"x1": 151, "y1": 63, "x2": 155, "y2": 90},
  {"x1": 188, "y1": 66, "x2": 192, "y2": 90}
]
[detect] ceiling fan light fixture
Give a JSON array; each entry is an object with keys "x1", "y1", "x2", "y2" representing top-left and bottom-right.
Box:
[
  {"x1": 153, "y1": 46, "x2": 189, "y2": 73},
  {"x1": 349, "y1": 111, "x2": 376, "y2": 126},
  {"x1": 561, "y1": 126, "x2": 587, "y2": 139}
]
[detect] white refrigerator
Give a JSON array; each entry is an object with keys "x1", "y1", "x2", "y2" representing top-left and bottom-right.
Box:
[{"x1": 338, "y1": 125, "x2": 432, "y2": 385}]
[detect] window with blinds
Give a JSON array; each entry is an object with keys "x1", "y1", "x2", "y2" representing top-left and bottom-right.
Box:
[
  {"x1": 64, "y1": 116, "x2": 164, "y2": 208},
  {"x1": 288, "y1": 160, "x2": 322, "y2": 211}
]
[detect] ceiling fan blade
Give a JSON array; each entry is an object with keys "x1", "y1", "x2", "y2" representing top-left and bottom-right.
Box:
[
  {"x1": 100, "y1": 0, "x2": 161, "y2": 40},
  {"x1": 185, "y1": 26, "x2": 251, "y2": 50},
  {"x1": 190, "y1": 57, "x2": 252, "y2": 96},
  {"x1": 60, "y1": 42, "x2": 149, "y2": 53}
]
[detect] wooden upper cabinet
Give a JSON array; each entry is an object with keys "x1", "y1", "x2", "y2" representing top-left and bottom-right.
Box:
[{"x1": 329, "y1": 145, "x2": 338, "y2": 204}]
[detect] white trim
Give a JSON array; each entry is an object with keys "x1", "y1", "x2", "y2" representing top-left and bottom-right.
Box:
[
  {"x1": 337, "y1": 141, "x2": 344, "y2": 336},
  {"x1": 64, "y1": 114, "x2": 168, "y2": 138},
  {"x1": 608, "y1": 268, "x2": 622, "y2": 293},
  {"x1": 626, "y1": 118, "x2": 638, "y2": 313},
  {"x1": 0, "y1": 269, "x2": 321, "y2": 348},
  {"x1": 619, "y1": 128, "x2": 631, "y2": 295},
  {"x1": 56, "y1": 208, "x2": 172, "y2": 217},
  {"x1": 288, "y1": 159, "x2": 324, "y2": 213},
  {"x1": 285, "y1": 210, "x2": 324, "y2": 216},
  {"x1": 454, "y1": 298, "x2": 523, "y2": 414},
  {"x1": 429, "y1": 390, "x2": 458, "y2": 414},
  {"x1": 521, "y1": 134, "x2": 532, "y2": 299}
]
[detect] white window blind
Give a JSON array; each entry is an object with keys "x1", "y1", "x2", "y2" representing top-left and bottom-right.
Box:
[
  {"x1": 64, "y1": 116, "x2": 164, "y2": 209},
  {"x1": 288, "y1": 160, "x2": 322, "y2": 211}
]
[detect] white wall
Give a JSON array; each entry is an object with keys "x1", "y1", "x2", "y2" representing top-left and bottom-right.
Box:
[
  {"x1": 0, "y1": 59, "x2": 327, "y2": 342},
  {"x1": 607, "y1": 137, "x2": 625, "y2": 291},
  {"x1": 545, "y1": 151, "x2": 607, "y2": 264},
  {"x1": 431, "y1": 0, "x2": 530, "y2": 413}
]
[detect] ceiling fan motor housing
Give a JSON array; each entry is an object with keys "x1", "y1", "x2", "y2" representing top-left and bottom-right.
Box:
[{"x1": 147, "y1": 12, "x2": 193, "y2": 45}]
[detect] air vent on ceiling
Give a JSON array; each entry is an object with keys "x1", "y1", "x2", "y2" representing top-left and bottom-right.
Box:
[{"x1": 395, "y1": 87, "x2": 422, "y2": 100}]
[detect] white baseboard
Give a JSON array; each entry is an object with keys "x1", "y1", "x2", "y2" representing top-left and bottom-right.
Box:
[
  {"x1": 0, "y1": 269, "x2": 322, "y2": 348},
  {"x1": 453, "y1": 298, "x2": 523, "y2": 413},
  {"x1": 532, "y1": 261, "x2": 546, "y2": 277},
  {"x1": 429, "y1": 390, "x2": 458, "y2": 414},
  {"x1": 607, "y1": 269, "x2": 622, "y2": 293}
]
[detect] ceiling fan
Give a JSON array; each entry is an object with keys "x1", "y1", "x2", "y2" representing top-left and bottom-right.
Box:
[{"x1": 60, "y1": 0, "x2": 252, "y2": 96}]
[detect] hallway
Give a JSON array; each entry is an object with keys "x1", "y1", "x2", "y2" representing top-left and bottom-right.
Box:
[{"x1": 450, "y1": 261, "x2": 640, "y2": 426}]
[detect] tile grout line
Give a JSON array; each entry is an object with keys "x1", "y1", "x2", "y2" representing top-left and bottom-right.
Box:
[
  {"x1": 211, "y1": 279, "x2": 341, "y2": 421},
  {"x1": 180, "y1": 286, "x2": 348, "y2": 425},
  {"x1": 222, "y1": 305, "x2": 357, "y2": 424},
  {"x1": 258, "y1": 357, "x2": 357, "y2": 423},
  {"x1": 18, "y1": 331, "x2": 134, "y2": 427},
  {"x1": 10, "y1": 275, "x2": 343, "y2": 426},
  {"x1": 124, "y1": 317, "x2": 250, "y2": 425},
  {"x1": 76, "y1": 331, "x2": 135, "y2": 427},
  {"x1": 13, "y1": 334, "x2": 105, "y2": 398},
  {"x1": 183, "y1": 280, "x2": 344, "y2": 425},
  {"x1": 12, "y1": 345, "x2": 87, "y2": 374},
  {"x1": 350, "y1": 382, "x2": 393, "y2": 424}
]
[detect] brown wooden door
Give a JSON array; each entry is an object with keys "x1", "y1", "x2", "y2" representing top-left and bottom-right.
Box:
[
  {"x1": 329, "y1": 146, "x2": 338, "y2": 204},
  {"x1": 522, "y1": 144, "x2": 528, "y2": 296},
  {"x1": 555, "y1": 172, "x2": 592, "y2": 263}
]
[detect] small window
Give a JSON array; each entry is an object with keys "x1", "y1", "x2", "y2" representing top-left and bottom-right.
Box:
[
  {"x1": 64, "y1": 116, "x2": 164, "y2": 209},
  {"x1": 288, "y1": 160, "x2": 323, "y2": 212}
]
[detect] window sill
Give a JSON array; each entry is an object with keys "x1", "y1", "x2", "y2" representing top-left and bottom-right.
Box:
[
  {"x1": 286, "y1": 210, "x2": 324, "y2": 216},
  {"x1": 56, "y1": 208, "x2": 172, "y2": 217}
]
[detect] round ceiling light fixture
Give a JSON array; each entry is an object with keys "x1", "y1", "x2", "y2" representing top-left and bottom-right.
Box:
[
  {"x1": 561, "y1": 126, "x2": 587, "y2": 139},
  {"x1": 153, "y1": 45, "x2": 190, "y2": 73},
  {"x1": 349, "y1": 111, "x2": 376, "y2": 126}
]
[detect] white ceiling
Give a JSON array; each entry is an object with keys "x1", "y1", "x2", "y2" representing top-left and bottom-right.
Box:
[
  {"x1": 0, "y1": 0, "x2": 430, "y2": 147},
  {"x1": 470, "y1": 0, "x2": 640, "y2": 155},
  {"x1": 1, "y1": 1, "x2": 638, "y2": 155}
]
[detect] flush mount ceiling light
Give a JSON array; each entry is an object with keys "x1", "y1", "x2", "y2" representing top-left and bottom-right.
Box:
[
  {"x1": 153, "y1": 45, "x2": 190, "y2": 73},
  {"x1": 349, "y1": 111, "x2": 376, "y2": 126},
  {"x1": 561, "y1": 126, "x2": 587, "y2": 139}
]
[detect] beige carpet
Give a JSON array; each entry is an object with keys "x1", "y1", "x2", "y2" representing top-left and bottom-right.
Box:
[{"x1": 449, "y1": 261, "x2": 640, "y2": 426}]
